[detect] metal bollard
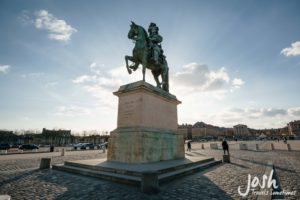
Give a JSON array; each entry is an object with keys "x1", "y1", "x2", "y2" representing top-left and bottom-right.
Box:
[
  {"x1": 223, "y1": 154, "x2": 230, "y2": 163},
  {"x1": 39, "y1": 158, "x2": 51, "y2": 169},
  {"x1": 201, "y1": 144, "x2": 205, "y2": 149},
  {"x1": 255, "y1": 144, "x2": 259, "y2": 151},
  {"x1": 271, "y1": 143, "x2": 275, "y2": 150},
  {"x1": 61, "y1": 148, "x2": 65, "y2": 156},
  {"x1": 287, "y1": 144, "x2": 292, "y2": 151}
]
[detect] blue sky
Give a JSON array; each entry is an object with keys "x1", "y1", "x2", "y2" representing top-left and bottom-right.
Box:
[{"x1": 1, "y1": 0, "x2": 300, "y2": 132}]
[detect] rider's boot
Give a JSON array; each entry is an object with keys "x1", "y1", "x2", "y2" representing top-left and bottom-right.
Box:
[
  {"x1": 153, "y1": 51, "x2": 159, "y2": 65},
  {"x1": 130, "y1": 63, "x2": 138, "y2": 71}
]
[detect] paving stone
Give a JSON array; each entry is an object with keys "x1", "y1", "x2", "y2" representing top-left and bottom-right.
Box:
[{"x1": 1, "y1": 144, "x2": 300, "y2": 199}]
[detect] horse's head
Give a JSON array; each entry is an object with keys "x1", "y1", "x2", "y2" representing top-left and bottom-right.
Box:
[{"x1": 128, "y1": 21, "x2": 139, "y2": 40}]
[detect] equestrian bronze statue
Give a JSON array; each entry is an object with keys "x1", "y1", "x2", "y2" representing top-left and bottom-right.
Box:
[{"x1": 125, "y1": 21, "x2": 169, "y2": 92}]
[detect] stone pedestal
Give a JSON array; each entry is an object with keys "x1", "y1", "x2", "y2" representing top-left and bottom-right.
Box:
[
  {"x1": 107, "y1": 81, "x2": 184, "y2": 163},
  {"x1": 141, "y1": 171, "x2": 159, "y2": 194},
  {"x1": 223, "y1": 154, "x2": 230, "y2": 163},
  {"x1": 40, "y1": 158, "x2": 51, "y2": 169}
]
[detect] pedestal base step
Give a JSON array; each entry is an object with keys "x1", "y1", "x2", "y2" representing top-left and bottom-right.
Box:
[{"x1": 52, "y1": 156, "x2": 221, "y2": 186}]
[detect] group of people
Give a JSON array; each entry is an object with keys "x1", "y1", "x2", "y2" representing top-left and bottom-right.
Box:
[{"x1": 186, "y1": 139, "x2": 230, "y2": 155}]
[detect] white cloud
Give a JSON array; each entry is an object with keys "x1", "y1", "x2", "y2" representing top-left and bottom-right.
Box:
[
  {"x1": 73, "y1": 62, "x2": 146, "y2": 90},
  {"x1": 172, "y1": 63, "x2": 229, "y2": 91},
  {"x1": 89, "y1": 62, "x2": 105, "y2": 75},
  {"x1": 288, "y1": 107, "x2": 300, "y2": 116},
  {"x1": 232, "y1": 107, "x2": 287, "y2": 118},
  {"x1": 90, "y1": 62, "x2": 97, "y2": 68},
  {"x1": 35, "y1": 10, "x2": 77, "y2": 42},
  {"x1": 0, "y1": 64, "x2": 11, "y2": 74},
  {"x1": 281, "y1": 41, "x2": 300, "y2": 57},
  {"x1": 74, "y1": 62, "x2": 243, "y2": 100},
  {"x1": 55, "y1": 105, "x2": 91, "y2": 116},
  {"x1": 21, "y1": 72, "x2": 44, "y2": 78},
  {"x1": 19, "y1": 10, "x2": 34, "y2": 25},
  {"x1": 45, "y1": 82, "x2": 58, "y2": 87},
  {"x1": 171, "y1": 63, "x2": 244, "y2": 95},
  {"x1": 72, "y1": 62, "x2": 152, "y2": 113},
  {"x1": 232, "y1": 78, "x2": 245, "y2": 89},
  {"x1": 72, "y1": 75, "x2": 97, "y2": 84},
  {"x1": 262, "y1": 108, "x2": 287, "y2": 117},
  {"x1": 208, "y1": 107, "x2": 297, "y2": 129}
]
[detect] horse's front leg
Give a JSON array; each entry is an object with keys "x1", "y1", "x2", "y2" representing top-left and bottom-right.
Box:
[
  {"x1": 130, "y1": 63, "x2": 139, "y2": 71},
  {"x1": 152, "y1": 71, "x2": 161, "y2": 88},
  {"x1": 142, "y1": 52, "x2": 148, "y2": 82},
  {"x1": 125, "y1": 55, "x2": 133, "y2": 74}
]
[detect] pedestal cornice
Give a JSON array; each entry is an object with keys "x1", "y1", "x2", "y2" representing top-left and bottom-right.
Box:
[{"x1": 113, "y1": 81, "x2": 181, "y2": 105}]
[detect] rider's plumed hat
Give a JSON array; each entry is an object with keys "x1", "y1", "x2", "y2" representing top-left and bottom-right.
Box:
[{"x1": 148, "y1": 22, "x2": 159, "y2": 32}]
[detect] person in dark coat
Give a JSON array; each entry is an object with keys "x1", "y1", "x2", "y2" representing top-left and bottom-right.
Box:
[
  {"x1": 187, "y1": 141, "x2": 192, "y2": 152},
  {"x1": 222, "y1": 139, "x2": 229, "y2": 155}
]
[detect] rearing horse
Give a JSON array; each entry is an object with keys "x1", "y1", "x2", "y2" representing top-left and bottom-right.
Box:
[{"x1": 125, "y1": 21, "x2": 169, "y2": 92}]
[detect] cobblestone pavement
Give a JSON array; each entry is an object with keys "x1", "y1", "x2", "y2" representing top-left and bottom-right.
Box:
[{"x1": 0, "y1": 145, "x2": 299, "y2": 200}]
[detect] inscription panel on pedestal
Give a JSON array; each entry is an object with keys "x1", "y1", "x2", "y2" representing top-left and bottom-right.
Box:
[{"x1": 117, "y1": 94, "x2": 142, "y2": 128}]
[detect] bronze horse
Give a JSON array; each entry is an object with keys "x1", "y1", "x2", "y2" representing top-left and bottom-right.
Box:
[{"x1": 125, "y1": 22, "x2": 169, "y2": 92}]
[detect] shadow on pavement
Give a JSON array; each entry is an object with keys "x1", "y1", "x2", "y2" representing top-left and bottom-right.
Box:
[
  {"x1": 31, "y1": 165, "x2": 234, "y2": 200},
  {"x1": 228, "y1": 162, "x2": 249, "y2": 169},
  {"x1": 234, "y1": 157, "x2": 296, "y2": 173},
  {"x1": 160, "y1": 165, "x2": 233, "y2": 200},
  {"x1": 0, "y1": 168, "x2": 40, "y2": 187}
]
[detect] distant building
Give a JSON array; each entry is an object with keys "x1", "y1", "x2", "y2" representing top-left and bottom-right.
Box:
[
  {"x1": 178, "y1": 122, "x2": 231, "y2": 139},
  {"x1": 233, "y1": 124, "x2": 249, "y2": 136},
  {"x1": 41, "y1": 128, "x2": 72, "y2": 145},
  {"x1": 178, "y1": 124, "x2": 192, "y2": 139},
  {"x1": 248, "y1": 126, "x2": 288, "y2": 138},
  {"x1": 287, "y1": 120, "x2": 300, "y2": 136},
  {"x1": 279, "y1": 126, "x2": 289, "y2": 136},
  {"x1": 178, "y1": 120, "x2": 299, "y2": 139},
  {"x1": 0, "y1": 130, "x2": 18, "y2": 144},
  {"x1": 192, "y1": 121, "x2": 223, "y2": 138},
  {"x1": 221, "y1": 127, "x2": 234, "y2": 137}
]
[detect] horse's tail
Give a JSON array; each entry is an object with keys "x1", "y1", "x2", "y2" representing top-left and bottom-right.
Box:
[
  {"x1": 166, "y1": 68, "x2": 169, "y2": 92},
  {"x1": 164, "y1": 60, "x2": 169, "y2": 92}
]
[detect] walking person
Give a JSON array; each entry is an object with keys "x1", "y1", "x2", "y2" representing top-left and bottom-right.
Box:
[
  {"x1": 187, "y1": 141, "x2": 192, "y2": 152},
  {"x1": 222, "y1": 139, "x2": 229, "y2": 155}
]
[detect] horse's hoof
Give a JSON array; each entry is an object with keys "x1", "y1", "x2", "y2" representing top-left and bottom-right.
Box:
[{"x1": 128, "y1": 69, "x2": 132, "y2": 74}]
